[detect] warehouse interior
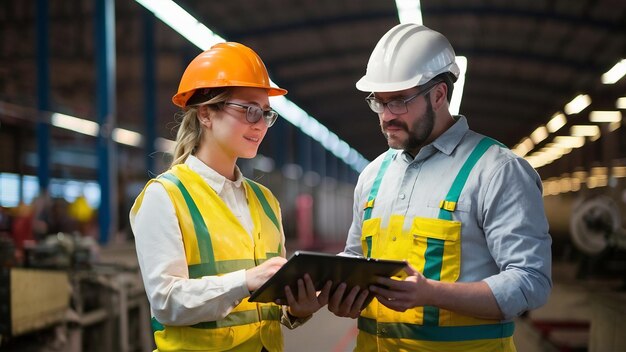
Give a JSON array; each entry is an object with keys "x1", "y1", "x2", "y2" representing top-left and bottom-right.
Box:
[{"x1": 1, "y1": 0, "x2": 625, "y2": 351}]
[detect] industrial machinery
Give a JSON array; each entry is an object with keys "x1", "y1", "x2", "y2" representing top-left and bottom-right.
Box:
[{"x1": 570, "y1": 196, "x2": 626, "y2": 256}]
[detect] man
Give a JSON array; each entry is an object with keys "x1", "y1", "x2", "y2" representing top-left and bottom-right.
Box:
[{"x1": 327, "y1": 23, "x2": 552, "y2": 351}]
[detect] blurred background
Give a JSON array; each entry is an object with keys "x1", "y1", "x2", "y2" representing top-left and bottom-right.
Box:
[{"x1": 0, "y1": 1, "x2": 625, "y2": 351}]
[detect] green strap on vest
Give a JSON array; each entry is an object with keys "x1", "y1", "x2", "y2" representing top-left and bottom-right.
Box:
[
  {"x1": 437, "y1": 137, "x2": 503, "y2": 220},
  {"x1": 423, "y1": 137, "x2": 501, "y2": 325},
  {"x1": 365, "y1": 137, "x2": 503, "y2": 330},
  {"x1": 245, "y1": 178, "x2": 283, "y2": 254},
  {"x1": 363, "y1": 149, "x2": 396, "y2": 257},
  {"x1": 160, "y1": 173, "x2": 217, "y2": 273}
]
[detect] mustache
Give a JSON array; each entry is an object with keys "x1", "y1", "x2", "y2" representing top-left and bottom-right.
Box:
[{"x1": 382, "y1": 120, "x2": 408, "y2": 131}]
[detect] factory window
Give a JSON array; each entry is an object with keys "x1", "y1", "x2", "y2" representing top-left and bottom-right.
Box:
[
  {"x1": 0, "y1": 173, "x2": 21, "y2": 207},
  {"x1": 0, "y1": 173, "x2": 100, "y2": 208}
]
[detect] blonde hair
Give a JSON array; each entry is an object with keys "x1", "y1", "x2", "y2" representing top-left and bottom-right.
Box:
[{"x1": 170, "y1": 88, "x2": 231, "y2": 167}]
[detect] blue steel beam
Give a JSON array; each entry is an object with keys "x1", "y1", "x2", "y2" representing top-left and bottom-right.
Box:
[
  {"x1": 36, "y1": 0, "x2": 50, "y2": 192},
  {"x1": 95, "y1": 0, "x2": 117, "y2": 244},
  {"x1": 143, "y1": 10, "x2": 157, "y2": 175}
]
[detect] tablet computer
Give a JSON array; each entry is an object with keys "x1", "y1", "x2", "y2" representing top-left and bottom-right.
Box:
[{"x1": 248, "y1": 251, "x2": 406, "y2": 303}]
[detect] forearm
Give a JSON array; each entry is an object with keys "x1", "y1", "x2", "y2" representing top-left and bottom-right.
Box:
[{"x1": 427, "y1": 280, "x2": 503, "y2": 320}]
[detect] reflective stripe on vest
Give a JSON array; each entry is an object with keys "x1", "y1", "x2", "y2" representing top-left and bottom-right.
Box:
[{"x1": 150, "y1": 166, "x2": 282, "y2": 330}]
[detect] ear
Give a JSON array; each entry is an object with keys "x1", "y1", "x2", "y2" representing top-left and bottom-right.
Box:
[
  {"x1": 197, "y1": 105, "x2": 211, "y2": 127},
  {"x1": 431, "y1": 82, "x2": 448, "y2": 111}
]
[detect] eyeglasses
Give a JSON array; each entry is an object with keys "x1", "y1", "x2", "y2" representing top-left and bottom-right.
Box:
[
  {"x1": 365, "y1": 83, "x2": 438, "y2": 114},
  {"x1": 224, "y1": 102, "x2": 279, "y2": 127}
]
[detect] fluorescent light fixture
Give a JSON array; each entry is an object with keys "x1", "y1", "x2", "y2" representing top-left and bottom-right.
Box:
[
  {"x1": 589, "y1": 110, "x2": 622, "y2": 123},
  {"x1": 513, "y1": 137, "x2": 534, "y2": 157},
  {"x1": 134, "y1": 0, "x2": 222, "y2": 50},
  {"x1": 530, "y1": 126, "x2": 548, "y2": 144},
  {"x1": 112, "y1": 128, "x2": 143, "y2": 147},
  {"x1": 617, "y1": 97, "x2": 626, "y2": 109},
  {"x1": 554, "y1": 135, "x2": 585, "y2": 149},
  {"x1": 51, "y1": 113, "x2": 99, "y2": 136},
  {"x1": 613, "y1": 166, "x2": 626, "y2": 178},
  {"x1": 601, "y1": 59, "x2": 626, "y2": 84},
  {"x1": 570, "y1": 125, "x2": 600, "y2": 138},
  {"x1": 564, "y1": 94, "x2": 591, "y2": 115},
  {"x1": 546, "y1": 112, "x2": 567, "y2": 133},
  {"x1": 449, "y1": 56, "x2": 467, "y2": 115},
  {"x1": 609, "y1": 120, "x2": 621, "y2": 132},
  {"x1": 156, "y1": 137, "x2": 176, "y2": 153},
  {"x1": 135, "y1": 0, "x2": 369, "y2": 172},
  {"x1": 395, "y1": 0, "x2": 423, "y2": 25}
]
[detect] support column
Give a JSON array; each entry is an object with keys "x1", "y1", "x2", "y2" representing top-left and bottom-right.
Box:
[{"x1": 95, "y1": 0, "x2": 117, "y2": 244}]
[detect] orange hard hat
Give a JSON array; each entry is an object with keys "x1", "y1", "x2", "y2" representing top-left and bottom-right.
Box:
[{"x1": 172, "y1": 42, "x2": 287, "y2": 107}]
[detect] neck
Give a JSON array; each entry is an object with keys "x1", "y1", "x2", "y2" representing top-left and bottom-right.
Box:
[{"x1": 194, "y1": 145, "x2": 237, "y2": 181}]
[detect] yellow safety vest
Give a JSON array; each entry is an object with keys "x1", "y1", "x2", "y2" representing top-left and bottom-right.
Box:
[
  {"x1": 132, "y1": 164, "x2": 284, "y2": 352},
  {"x1": 357, "y1": 138, "x2": 516, "y2": 352}
]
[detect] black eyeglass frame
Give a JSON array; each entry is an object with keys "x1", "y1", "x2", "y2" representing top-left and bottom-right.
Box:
[
  {"x1": 223, "y1": 101, "x2": 279, "y2": 127},
  {"x1": 365, "y1": 82, "x2": 440, "y2": 115}
]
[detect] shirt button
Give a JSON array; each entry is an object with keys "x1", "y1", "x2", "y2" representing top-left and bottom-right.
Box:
[
  {"x1": 399, "y1": 194, "x2": 406, "y2": 200},
  {"x1": 392, "y1": 236, "x2": 396, "y2": 241}
]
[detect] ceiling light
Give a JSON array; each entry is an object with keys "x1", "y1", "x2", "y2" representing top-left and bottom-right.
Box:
[
  {"x1": 51, "y1": 113, "x2": 99, "y2": 136},
  {"x1": 449, "y1": 56, "x2": 467, "y2": 115},
  {"x1": 112, "y1": 128, "x2": 142, "y2": 147},
  {"x1": 530, "y1": 126, "x2": 548, "y2": 144},
  {"x1": 513, "y1": 137, "x2": 534, "y2": 157},
  {"x1": 546, "y1": 112, "x2": 567, "y2": 133},
  {"x1": 570, "y1": 125, "x2": 600, "y2": 137},
  {"x1": 589, "y1": 110, "x2": 622, "y2": 123},
  {"x1": 553, "y1": 136, "x2": 585, "y2": 149},
  {"x1": 155, "y1": 137, "x2": 175, "y2": 153},
  {"x1": 135, "y1": 0, "x2": 369, "y2": 172},
  {"x1": 601, "y1": 59, "x2": 626, "y2": 84},
  {"x1": 395, "y1": 0, "x2": 423, "y2": 25},
  {"x1": 617, "y1": 97, "x2": 626, "y2": 109},
  {"x1": 609, "y1": 120, "x2": 621, "y2": 132},
  {"x1": 564, "y1": 94, "x2": 591, "y2": 115}
]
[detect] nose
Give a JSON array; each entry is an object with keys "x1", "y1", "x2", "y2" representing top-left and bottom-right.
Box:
[{"x1": 379, "y1": 106, "x2": 399, "y2": 122}]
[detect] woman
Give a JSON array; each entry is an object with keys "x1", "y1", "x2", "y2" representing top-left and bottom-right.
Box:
[{"x1": 130, "y1": 42, "x2": 328, "y2": 351}]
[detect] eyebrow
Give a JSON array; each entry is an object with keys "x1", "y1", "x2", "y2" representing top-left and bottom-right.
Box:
[{"x1": 230, "y1": 100, "x2": 271, "y2": 109}]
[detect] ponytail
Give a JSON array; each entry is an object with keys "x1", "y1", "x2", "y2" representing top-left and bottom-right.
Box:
[{"x1": 170, "y1": 88, "x2": 232, "y2": 167}]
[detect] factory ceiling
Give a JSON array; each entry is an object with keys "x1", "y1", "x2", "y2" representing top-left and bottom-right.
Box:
[{"x1": 1, "y1": 0, "x2": 625, "y2": 178}]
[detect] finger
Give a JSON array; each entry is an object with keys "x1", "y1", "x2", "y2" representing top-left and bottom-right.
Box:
[
  {"x1": 284, "y1": 285, "x2": 297, "y2": 306},
  {"x1": 403, "y1": 264, "x2": 417, "y2": 276},
  {"x1": 297, "y1": 279, "x2": 306, "y2": 301},
  {"x1": 303, "y1": 274, "x2": 317, "y2": 300},
  {"x1": 350, "y1": 289, "x2": 370, "y2": 317},
  {"x1": 374, "y1": 276, "x2": 403, "y2": 288},
  {"x1": 328, "y1": 283, "x2": 347, "y2": 313},
  {"x1": 369, "y1": 284, "x2": 396, "y2": 299},
  {"x1": 317, "y1": 281, "x2": 332, "y2": 306},
  {"x1": 340, "y1": 286, "x2": 361, "y2": 315}
]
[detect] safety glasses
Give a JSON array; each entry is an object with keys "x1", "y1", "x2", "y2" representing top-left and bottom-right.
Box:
[
  {"x1": 365, "y1": 83, "x2": 439, "y2": 114},
  {"x1": 224, "y1": 102, "x2": 279, "y2": 127}
]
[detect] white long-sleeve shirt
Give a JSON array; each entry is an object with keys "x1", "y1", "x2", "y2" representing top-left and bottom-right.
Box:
[{"x1": 130, "y1": 155, "x2": 286, "y2": 325}]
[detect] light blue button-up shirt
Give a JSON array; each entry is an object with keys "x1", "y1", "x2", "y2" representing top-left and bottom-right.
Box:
[{"x1": 342, "y1": 116, "x2": 552, "y2": 320}]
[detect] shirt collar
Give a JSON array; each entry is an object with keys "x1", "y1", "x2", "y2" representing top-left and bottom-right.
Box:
[
  {"x1": 431, "y1": 115, "x2": 469, "y2": 156},
  {"x1": 184, "y1": 155, "x2": 244, "y2": 193}
]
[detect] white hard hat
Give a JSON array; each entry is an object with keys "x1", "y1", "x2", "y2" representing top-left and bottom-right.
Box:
[{"x1": 356, "y1": 24, "x2": 460, "y2": 92}]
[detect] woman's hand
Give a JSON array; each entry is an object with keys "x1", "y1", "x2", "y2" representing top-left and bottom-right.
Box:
[
  {"x1": 245, "y1": 257, "x2": 287, "y2": 292},
  {"x1": 282, "y1": 274, "x2": 332, "y2": 318}
]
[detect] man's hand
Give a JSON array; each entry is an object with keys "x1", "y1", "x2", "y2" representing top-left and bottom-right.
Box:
[
  {"x1": 327, "y1": 283, "x2": 370, "y2": 319},
  {"x1": 369, "y1": 265, "x2": 429, "y2": 312},
  {"x1": 281, "y1": 274, "x2": 332, "y2": 318},
  {"x1": 245, "y1": 257, "x2": 287, "y2": 292}
]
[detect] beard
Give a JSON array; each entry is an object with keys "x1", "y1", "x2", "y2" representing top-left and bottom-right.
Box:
[{"x1": 381, "y1": 98, "x2": 435, "y2": 154}]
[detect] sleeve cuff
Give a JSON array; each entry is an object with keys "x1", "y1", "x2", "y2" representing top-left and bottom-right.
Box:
[{"x1": 280, "y1": 306, "x2": 312, "y2": 329}]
